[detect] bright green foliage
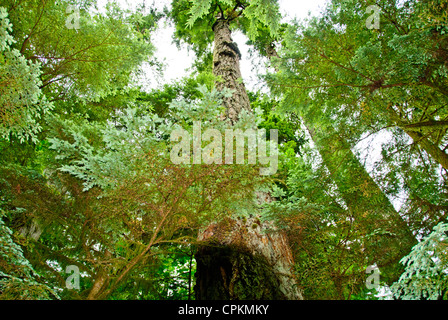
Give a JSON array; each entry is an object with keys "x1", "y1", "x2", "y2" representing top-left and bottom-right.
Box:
[
  {"x1": 390, "y1": 221, "x2": 448, "y2": 300},
  {"x1": 0, "y1": 7, "x2": 53, "y2": 143},
  {"x1": 1, "y1": 0, "x2": 447, "y2": 301},
  {"x1": 268, "y1": 0, "x2": 448, "y2": 168},
  {"x1": 1, "y1": 0, "x2": 157, "y2": 103},
  {"x1": 170, "y1": 0, "x2": 215, "y2": 54},
  {"x1": 0, "y1": 210, "x2": 57, "y2": 300},
  {"x1": 377, "y1": 128, "x2": 448, "y2": 238},
  {"x1": 262, "y1": 0, "x2": 448, "y2": 299},
  {"x1": 149, "y1": 245, "x2": 195, "y2": 300},
  {"x1": 106, "y1": 245, "x2": 196, "y2": 300},
  {"x1": 184, "y1": 0, "x2": 281, "y2": 38},
  {"x1": 49, "y1": 85, "x2": 259, "y2": 191},
  {"x1": 239, "y1": 0, "x2": 281, "y2": 40},
  {"x1": 262, "y1": 146, "x2": 372, "y2": 299},
  {"x1": 136, "y1": 72, "x2": 216, "y2": 118},
  {"x1": 170, "y1": 0, "x2": 281, "y2": 56},
  {"x1": 43, "y1": 85, "x2": 261, "y2": 299},
  {"x1": 186, "y1": 0, "x2": 214, "y2": 28}
]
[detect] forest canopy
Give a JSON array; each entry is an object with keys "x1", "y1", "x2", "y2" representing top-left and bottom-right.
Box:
[{"x1": 0, "y1": 0, "x2": 447, "y2": 301}]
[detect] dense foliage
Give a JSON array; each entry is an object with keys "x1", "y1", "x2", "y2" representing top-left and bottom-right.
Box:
[{"x1": 0, "y1": 0, "x2": 447, "y2": 300}]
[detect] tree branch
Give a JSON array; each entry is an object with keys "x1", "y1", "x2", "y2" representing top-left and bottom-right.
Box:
[
  {"x1": 20, "y1": 0, "x2": 47, "y2": 54},
  {"x1": 217, "y1": 3, "x2": 225, "y2": 20},
  {"x1": 400, "y1": 120, "x2": 448, "y2": 130}
]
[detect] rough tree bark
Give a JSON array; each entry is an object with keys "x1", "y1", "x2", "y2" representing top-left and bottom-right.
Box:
[
  {"x1": 195, "y1": 215, "x2": 302, "y2": 300},
  {"x1": 212, "y1": 19, "x2": 251, "y2": 124},
  {"x1": 194, "y1": 19, "x2": 303, "y2": 300}
]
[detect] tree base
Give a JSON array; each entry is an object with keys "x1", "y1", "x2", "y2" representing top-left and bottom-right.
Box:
[{"x1": 194, "y1": 217, "x2": 303, "y2": 300}]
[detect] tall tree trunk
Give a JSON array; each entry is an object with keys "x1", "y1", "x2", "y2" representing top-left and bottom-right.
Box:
[
  {"x1": 403, "y1": 129, "x2": 448, "y2": 170},
  {"x1": 304, "y1": 116, "x2": 417, "y2": 282},
  {"x1": 265, "y1": 42, "x2": 416, "y2": 283},
  {"x1": 87, "y1": 270, "x2": 109, "y2": 300},
  {"x1": 212, "y1": 19, "x2": 251, "y2": 124},
  {"x1": 195, "y1": 216, "x2": 303, "y2": 300},
  {"x1": 194, "y1": 19, "x2": 302, "y2": 300},
  {"x1": 87, "y1": 250, "x2": 112, "y2": 300}
]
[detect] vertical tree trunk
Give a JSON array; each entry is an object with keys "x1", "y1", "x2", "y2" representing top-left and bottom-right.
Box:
[
  {"x1": 404, "y1": 129, "x2": 448, "y2": 170},
  {"x1": 264, "y1": 42, "x2": 416, "y2": 283},
  {"x1": 212, "y1": 19, "x2": 251, "y2": 124},
  {"x1": 195, "y1": 217, "x2": 303, "y2": 300},
  {"x1": 304, "y1": 116, "x2": 417, "y2": 282},
  {"x1": 87, "y1": 250, "x2": 112, "y2": 300},
  {"x1": 87, "y1": 270, "x2": 109, "y2": 300},
  {"x1": 194, "y1": 18, "x2": 302, "y2": 300}
]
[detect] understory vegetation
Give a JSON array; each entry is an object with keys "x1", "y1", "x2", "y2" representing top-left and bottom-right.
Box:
[{"x1": 0, "y1": 0, "x2": 447, "y2": 300}]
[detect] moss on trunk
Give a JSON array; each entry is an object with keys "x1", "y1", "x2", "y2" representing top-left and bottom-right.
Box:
[
  {"x1": 195, "y1": 217, "x2": 303, "y2": 300},
  {"x1": 195, "y1": 244, "x2": 289, "y2": 300}
]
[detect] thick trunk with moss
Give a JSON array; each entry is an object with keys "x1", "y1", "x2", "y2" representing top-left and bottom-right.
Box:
[
  {"x1": 304, "y1": 116, "x2": 417, "y2": 283},
  {"x1": 194, "y1": 19, "x2": 302, "y2": 300},
  {"x1": 195, "y1": 217, "x2": 303, "y2": 300}
]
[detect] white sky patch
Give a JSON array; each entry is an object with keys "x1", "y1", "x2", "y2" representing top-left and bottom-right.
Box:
[
  {"x1": 354, "y1": 129, "x2": 411, "y2": 212},
  {"x1": 355, "y1": 130, "x2": 392, "y2": 174},
  {"x1": 94, "y1": 0, "x2": 329, "y2": 91},
  {"x1": 149, "y1": 19, "x2": 196, "y2": 87},
  {"x1": 278, "y1": 0, "x2": 328, "y2": 23}
]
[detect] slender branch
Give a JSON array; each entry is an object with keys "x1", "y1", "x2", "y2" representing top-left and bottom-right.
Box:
[
  {"x1": 233, "y1": 1, "x2": 241, "y2": 12},
  {"x1": 9, "y1": 0, "x2": 25, "y2": 13},
  {"x1": 20, "y1": 0, "x2": 47, "y2": 54},
  {"x1": 217, "y1": 3, "x2": 225, "y2": 20},
  {"x1": 96, "y1": 180, "x2": 191, "y2": 299},
  {"x1": 316, "y1": 51, "x2": 375, "y2": 83},
  {"x1": 400, "y1": 120, "x2": 448, "y2": 130},
  {"x1": 228, "y1": 9, "x2": 244, "y2": 22}
]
